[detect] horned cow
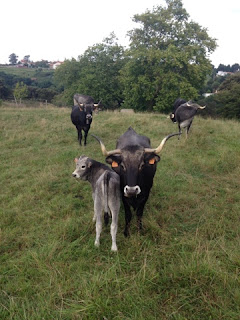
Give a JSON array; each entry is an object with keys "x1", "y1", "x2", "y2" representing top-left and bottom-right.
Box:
[
  {"x1": 170, "y1": 99, "x2": 206, "y2": 138},
  {"x1": 71, "y1": 94, "x2": 100, "y2": 146},
  {"x1": 93, "y1": 127, "x2": 179, "y2": 237}
]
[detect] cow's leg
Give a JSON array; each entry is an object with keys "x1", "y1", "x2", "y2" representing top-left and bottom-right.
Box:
[
  {"x1": 94, "y1": 196, "x2": 102, "y2": 247},
  {"x1": 109, "y1": 198, "x2": 120, "y2": 251},
  {"x1": 186, "y1": 121, "x2": 193, "y2": 139},
  {"x1": 83, "y1": 128, "x2": 89, "y2": 146},
  {"x1": 123, "y1": 199, "x2": 132, "y2": 237},
  {"x1": 92, "y1": 192, "x2": 96, "y2": 221},
  {"x1": 178, "y1": 124, "x2": 182, "y2": 140},
  {"x1": 110, "y1": 209, "x2": 118, "y2": 252},
  {"x1": 77, "y1": 127, "x2": 82, "y2": 145},
  {"x1": 136, "y1": 197, "x2": 148, "y2": 232}
]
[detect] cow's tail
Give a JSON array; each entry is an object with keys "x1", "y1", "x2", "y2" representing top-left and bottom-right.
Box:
[{"x1": 103, "y1": 171, "x2": 110, "y2": 226}]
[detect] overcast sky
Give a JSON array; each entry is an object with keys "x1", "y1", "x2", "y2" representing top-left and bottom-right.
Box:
[{"x1": 1, "y1": 0, "x2": 239, "y2": 67}]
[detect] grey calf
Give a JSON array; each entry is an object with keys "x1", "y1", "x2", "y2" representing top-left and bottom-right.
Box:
[{"x1": 72, "y1": 156, "x2": 120, "y2": 251}]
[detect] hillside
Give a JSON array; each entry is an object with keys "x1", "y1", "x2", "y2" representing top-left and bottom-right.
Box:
[
  {"x1": 0, "y1": 106, "x2": 239, "y2": 319},
  {"x1": 0, "y1": 65, "x2": 54, "y2": 78}
]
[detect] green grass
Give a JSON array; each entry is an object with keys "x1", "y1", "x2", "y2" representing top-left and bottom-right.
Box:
[
  {"x1": 0, "y1": 106, "x2": 239, "y2": 319},
  {"x1": 0, "y1": 66, "x2": 54, "y2": 78}
]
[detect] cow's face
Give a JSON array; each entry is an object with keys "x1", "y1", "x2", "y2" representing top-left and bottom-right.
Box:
[
  {"x1": 170, "y1": 113, "x2": 176, "y2": 123},
  {"x1": 85, "y1": 105, "x2": 93, "y2": 124},
  {"x1": 72, "y1": 156, "x2": 91, "y2": 180},
  {"x1": 106, "y1": 147, "x2": 160, "y2": 197}
]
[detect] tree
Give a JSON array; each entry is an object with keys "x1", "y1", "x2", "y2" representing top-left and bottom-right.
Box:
[
  {"x1": 13, "y1": 82, "x2": 28, "y2": 104},
  {"x1": 198, "y1": 72, "x2": 240, "y2": 119},
  {"x1": 54, "y1": 33, "x2": 126, "y2": 108},
  {"x1": 9, "y1": 53, "x2": 18, "y2": 65},
  {"x1": 0, "y1": 79, "x2": 11, "y2": 99},
  {"x1": 120, "y1": 0, "x2": 217, "y2": 112},
  {"x1": 23, "y1": 55, "x2": 30, "y2": 62},
  {"x1": 215, "y1": 72, "x2": 240, "y2": 119}
]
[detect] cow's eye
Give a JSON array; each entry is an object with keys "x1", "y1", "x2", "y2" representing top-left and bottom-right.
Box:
[
  {"x1": 120, "y1": 163, "x2": 126, "y2": 171},
  {"x1": 139, "y1": 162, "x2": 145, "y2": 171},
  {"x1": 81, "y1": 165, "x2": 86, "y2": 169}
]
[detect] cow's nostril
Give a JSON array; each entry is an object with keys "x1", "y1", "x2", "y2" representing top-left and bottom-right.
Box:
[
  {"x1": 124, "y1": 185, "x2": 141, "y2": 197},
  {"x1": 72, "y1": 173, "x2": 76, "y2": 177}
]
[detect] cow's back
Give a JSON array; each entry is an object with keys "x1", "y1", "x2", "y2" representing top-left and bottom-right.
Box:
[
  {"x1": 175, "y1": 105, "x2": 197, "y2": 123},
  {"x1": 116, "y1": 127, "x2": 151, "y2": 149},
  {"x1": 74, "y1": 94, "x2": 94, "y2": 106}
]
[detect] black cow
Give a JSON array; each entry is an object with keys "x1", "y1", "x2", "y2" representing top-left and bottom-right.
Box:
[
  {"x1": 71, "y1": 94, "x2": 100, "y2": 146},
  {"x1": 170, "y1": 99, "x2": 206, "y2": 138},
  {"x1": 92, "y1": 127, "x2": 179, "y2": 236},
  {"x1": 71, "y1": 105, "x2": 93, "y2": 146}
]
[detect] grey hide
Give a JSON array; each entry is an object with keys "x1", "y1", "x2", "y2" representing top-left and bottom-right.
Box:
[{"x1": 72, "y1": 156, "x2": 120, "y2": 251}]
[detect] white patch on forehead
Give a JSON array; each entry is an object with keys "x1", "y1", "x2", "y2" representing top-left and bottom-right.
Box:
[{"x1": 76, "y1": 156, "x2": 88, "y2": 165}]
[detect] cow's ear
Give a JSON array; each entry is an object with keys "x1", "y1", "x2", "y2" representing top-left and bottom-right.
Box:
[
  {"x1": 112, "y1": 161, "x2": 119, "y2": 168},
  {"x1": 74, "y1": 158, "x2": 78, "y2": 163},
  {"x1": 106, "y1": 155, "x2": 121, "y2": 167},
  {"x1": 145, "y1": 154, "x2": 160, "y2": 164}
]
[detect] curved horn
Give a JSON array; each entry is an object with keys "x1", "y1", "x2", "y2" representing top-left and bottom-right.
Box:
[
  {"x1": 144, "y1": 133, "x2": 180, "y2": 154},
  {"x1": 91, "y1": 134, "x2": 121, "y2": 156},
  {"x1": 198, "y1": 105, "x2": 206, "y2": 109}
]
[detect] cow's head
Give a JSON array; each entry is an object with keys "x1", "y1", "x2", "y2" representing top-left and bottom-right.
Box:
[
  {"x1": 79, "y1": 103, "x2": 93, "y2": 124},
  {"x1": 72, "y1": 156, "x2": 91, "y2": 180},
  {"x1": 169, "y1": 113, "x2": 176, "y2": 123},
  {"x1": 92, "y1": 133, "x2": 179, "y2": 197}
]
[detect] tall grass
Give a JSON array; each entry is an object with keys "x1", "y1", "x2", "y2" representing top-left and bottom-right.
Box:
[{"x1": 0, "y1": 106, "x2": 239, "y2": 319}]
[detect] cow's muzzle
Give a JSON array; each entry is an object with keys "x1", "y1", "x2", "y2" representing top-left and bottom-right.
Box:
[
  {"x1": 124, "y1": 185, "x2": 141, "y2": 197},
  {"x1": 72, "y1": 172, "x2": 79, "y2": 178}
]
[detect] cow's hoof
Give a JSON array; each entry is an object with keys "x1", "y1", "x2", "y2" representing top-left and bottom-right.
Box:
[
  {"x1": 124, "y1": 230, "x2": 130, "y2": 237},
  {"x1": 94, "y1": 240, "x2": 100, "y2": 247},
  {"x1": 111, "y1": 244, "x2": 118, "y2": 252}
]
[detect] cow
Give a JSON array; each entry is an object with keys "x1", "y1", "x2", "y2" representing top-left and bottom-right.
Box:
[
  {"x1": 170, "y1": 99, "x2": 206, "y2": 138},
  {"x1": 92, "y1": 127, "x2": 179, "y2": 237},
  {"x1": 72, "y1": 156, "x2": 120, "y2": 251},
  {"x1": 73, "y1": 93, "x2": 98, "y2": 107},
  {"x1": 71, "y1": 104, "x2": 93, "y2": 146},
  {"x1": 71, "y1": 94, "x2": 101, "y2": 145}
]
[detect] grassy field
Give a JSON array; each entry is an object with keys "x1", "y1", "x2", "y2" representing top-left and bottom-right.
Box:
[
  {"x1": 0, "y1": 106, "x2": 239, "y2": 319},
  {"x1": 0, "y1": 66, "x2": 54, "y2": 77}
]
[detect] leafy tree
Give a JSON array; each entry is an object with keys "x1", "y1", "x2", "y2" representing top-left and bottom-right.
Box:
[
  {"x1": 23, "y1": 55, "x2": 30, "y2": 62},
  {"x1": 215, "y1": 72, "x2": 240, "y2": 118},
  {"x1": 54, "y1": 33, "x2": 126, "y2": 108},
  {"x1": 198, "y1": 72, "x2": 240, "y2": 119},
  {"x1": 9, "y1": 53, "x2": 18, "y2": 65},
  {"x1": 0, "y1": 79, "x2": 11, "y2": 99},
  {"x1": 13, "y1": 82, "x2": 28, "y2": 104},
  {"x1": 120, "y1": 0, "x2": 217, "y2": 112},
  {"x1": 34, "y1": 60, "x2": 50, "y2": 68}
]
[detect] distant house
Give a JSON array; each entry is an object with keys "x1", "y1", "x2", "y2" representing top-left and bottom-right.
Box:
[
  {"x1": 217, "y1": 71, "x2": 233, "y2": 77},
  {"x1": 51, "y1": 61, "x2": 64, "y2": 69},
  {"x1": 202, "y1": 93, "x2": 215, "y2": 98}
]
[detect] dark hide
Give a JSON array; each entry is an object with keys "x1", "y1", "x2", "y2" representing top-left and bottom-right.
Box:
[
  {"x1": 105, "y1": 127, "x2": 160, "y2": 236},
  {"x1": 170, "y1": 99, "x2": 205, "y2": 138},
  {"x1": 170, "y1": 98, "x2": 187, "y2": 123},
  {"x1": 71, "y1": 105, "x2": 93, "y2": 146}
]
